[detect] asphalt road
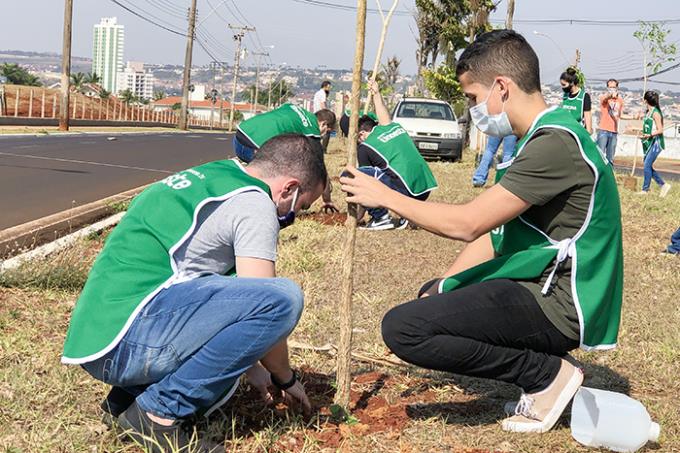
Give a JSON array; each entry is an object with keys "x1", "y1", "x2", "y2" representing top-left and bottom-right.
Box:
[{"x1": 0, "y1": 132, "x2": 234, "y2": 230}]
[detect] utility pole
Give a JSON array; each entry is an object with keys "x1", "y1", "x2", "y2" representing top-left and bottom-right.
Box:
[
  {"x1": 59, "y1": 0, "x2": 73, "y2": 131},
  {"x1": 506, "y1": 0, "x2": 515, "y2": 29},
  {"x1": 228, "y1": 24, "x2": 256, "y2": 131},
  {"x1": 179, "y1": 0, "x2": 198, "y2": 130},
  {"x1": 252, "y1": 51, "x2": 269, "y2": 114}
]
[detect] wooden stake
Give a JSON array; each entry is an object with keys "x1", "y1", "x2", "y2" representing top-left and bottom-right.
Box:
[
  {"x1": 334, "y1": 0, "x2": 367, "y2": 410},
  {"x1": 41, "y1": 89, "x2": 46, "y2": 118},
  {"x1": 363, "y1": 0, "x2": 400, "y2": 115},
  {"x1": 505, "y1": 0, "x2": 515, "y2": 29}
]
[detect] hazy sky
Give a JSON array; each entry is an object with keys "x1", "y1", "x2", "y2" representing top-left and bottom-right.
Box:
[{"x1": 1, "y1": 0, "x2": 679, "y2": 88}]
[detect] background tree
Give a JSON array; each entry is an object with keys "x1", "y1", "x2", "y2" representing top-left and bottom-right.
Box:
[
  {"x1": 98, "y1": 89, "x2": 111, "y2": 100},
  {"x1": 171, "y1": 102, "x2": 182, "y2": 111},
  {"x1": 84, "y1": 72, "x2": 100, "y2": 86},
  {"x1": 0, "y1": 63, "x2": 42, "y2": 86},
  {"x1": 70, "y1": 72, "x2": 85, "y2": 93},
  {"x1": 270, "y1": 80, "x2": 295, "y2": 107},
  {"x1": 239, "y1": 84, "x2": 270, "y2": 106},
  {"x1": 153, "y1": 90, "x2": 166, "y2": 101},
  {"x1": 422, "y1": 64, "x2": 463, "y2": 111},
  {"x1": 119, "y1": 88, "x2": 137, "y2": 105}
]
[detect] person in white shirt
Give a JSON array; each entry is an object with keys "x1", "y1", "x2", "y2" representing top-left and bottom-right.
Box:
[
  {"x1": 313, "y1": 80, "x2": 331, "y2": 112},
  {"x1": 313, "y1": 81, "x2": 333, "y2": 152}
]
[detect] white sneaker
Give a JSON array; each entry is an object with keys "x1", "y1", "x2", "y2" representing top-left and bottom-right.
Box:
[
  {"x1": 660, "y1": 183, "x2": 672, "y2": 198},
  {"x1": 501, "y1": 360, "x2": 584, "y2": 433},
  {"x1": 359, "y1": 214, "x2": 395, "y2": 231},
  {"x1": 636, "y1": 190, "x2": 649, "y2": 195}
]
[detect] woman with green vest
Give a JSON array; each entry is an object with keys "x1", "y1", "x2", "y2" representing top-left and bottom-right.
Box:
[
  {"x1": 349, "y1": 79, "x2": 437, "y2": 231},
  {"x1": 341, "y1": 30, "x2": 623, "y2": 434},
  {"x1": 560, "y1": 66, "x2": 593, "y2": 134},
  {"x1": 639, "y1": 91, "x2": 672, "y2": 197},
  {"x1": 62, "y1": 135, "x2": 325, "y2": 451}
]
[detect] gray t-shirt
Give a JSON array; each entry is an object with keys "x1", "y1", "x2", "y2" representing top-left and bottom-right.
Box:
[{"x1": 172, "y1": 190, "x2": 279, "y2": 281}]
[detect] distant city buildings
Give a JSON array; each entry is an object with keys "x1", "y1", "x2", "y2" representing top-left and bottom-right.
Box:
[
  {"x1": 117, "y1": 61, "x2": 154, "y2": 100},
  {"x1": 92, "y1": 17, "x2": 124, "y2": 93}
]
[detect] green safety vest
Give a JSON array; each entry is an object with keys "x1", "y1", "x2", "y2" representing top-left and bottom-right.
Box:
[
  {"x1": 62, "y1": 159, "x2": 272, "y2": 363},
  {"x1": 642, "y1": 107, "x2": 665, "y2": 154},
  {"x1": 238, "y1": 103, "x2": 321, "y2": 148},
  {"x1": 362, "y1": 122, "x2": 438, "y2": 196},
  {"x1": 345, "y1": 108, "x2": 378, "y2": 122},
  {"x1": 439, "y1": 107, "x2": 623, "y2": 350},
  {"x1": 561, "y1": 88, "x2": 586, "y2": 124}
]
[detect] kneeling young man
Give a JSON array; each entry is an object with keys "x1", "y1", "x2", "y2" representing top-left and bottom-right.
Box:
[
  {"x1": 62, "y1": 135, "x2": 326, "y2": 451},
  {"x1": 341, "y1": 30, "x2": 623, "y2": 433},
  {"x1": 234, "y1": 103, "x2": 336, "y2": 163},
  {"x1": 354, "y1": 80, "x2": 437, "y2": 231}
]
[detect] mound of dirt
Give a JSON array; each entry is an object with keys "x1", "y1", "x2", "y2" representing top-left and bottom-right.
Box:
[{"x1": 299, "y1": 212, "x2": 348, "y2": 226}]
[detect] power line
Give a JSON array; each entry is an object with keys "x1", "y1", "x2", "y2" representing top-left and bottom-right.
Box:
[
  {"x1": 109, "y1": 0, "x2": 185, "y2": 36},
  {"x1": 290, "y1": 0, "x2": 412, "y2": 16},
  {"x1": 591, "y1": 60, "x2": 680, "y2": 83}
]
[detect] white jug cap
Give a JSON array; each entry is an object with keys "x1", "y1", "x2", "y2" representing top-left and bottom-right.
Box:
[{"x1": 648, "y1": 422, "x2": 660, "y2": 442}]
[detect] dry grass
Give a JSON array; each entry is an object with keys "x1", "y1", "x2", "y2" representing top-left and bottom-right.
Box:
[{"x1": 1, "y1": 138, "x2": 679, "y2": 452}]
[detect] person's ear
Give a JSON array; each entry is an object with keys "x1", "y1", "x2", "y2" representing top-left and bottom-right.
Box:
[
  {"x1": 497, "y1": 77, "x2": 510, "y2": 101},
  {"x1": 282, "y1": 179, "x2": 300, "y2": 197}
]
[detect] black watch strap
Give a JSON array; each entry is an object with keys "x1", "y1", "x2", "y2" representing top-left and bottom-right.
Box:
[{"x1": 271, "y1": 370, "x2": 297, "y2": 390}]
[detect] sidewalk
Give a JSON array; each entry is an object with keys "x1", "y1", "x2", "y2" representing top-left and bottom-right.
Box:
[{"x1": 614, "y1": 156, "x2": 680, "y2": 175}]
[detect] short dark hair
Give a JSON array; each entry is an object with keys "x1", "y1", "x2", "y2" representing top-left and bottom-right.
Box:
[
  {"x1": 321, "y1": 80, "x2": 332, "y2": 89},
  {"x1": 358, "y1": 115, "x2": 377, "y2": 133},
  {"x1": 560, "y1": 67, "x2": 579, "y2": 86},
  {"x1": 643, "y1": 90, "x2": 660, "y2": 108},
  {"x1": 607, "y1": 78, "x2": 619, "y2": 87},
  {"x1": 315, "y1": 109, "x2": 337, "y2": 129},
  {"x1": 456, "y1": 29, "x2": 541, "y2": 94},
  {"x1": 250, "y1": 134, "x2": 328, "y2": 193}
]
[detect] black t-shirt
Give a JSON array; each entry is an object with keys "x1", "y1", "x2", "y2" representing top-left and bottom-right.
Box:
[{"x1": 357, "y1": 143, "x2": 407, "y2": 192}]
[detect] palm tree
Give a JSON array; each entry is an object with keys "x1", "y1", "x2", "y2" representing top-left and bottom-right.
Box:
[
  {"x1": 153, "y1": 90, "x2": 166, "y2": 101},
  {"x1": 98, "y1": 89, "x2": 111, "y2": 100},
  {"x1": 119, "y1": 88, "x2": 136, "y2": 105},
  {"x1": 70, "y1": 72, "x2": 86, "y2": 93},
  {"x1": 1, "y1": 63, "x2": 42, "y2": 86},
  {"x1": 84, "y1": 72, "x2": 101, "y2": 86}
]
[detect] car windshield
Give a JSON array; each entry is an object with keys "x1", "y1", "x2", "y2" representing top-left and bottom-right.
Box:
[{"x1": 397, "y1": 101, "x2": 455, "y2": 121}]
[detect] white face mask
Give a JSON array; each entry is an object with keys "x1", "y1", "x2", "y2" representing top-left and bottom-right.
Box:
[{"x1": 469, "y1": 81, "x2": 513, "y2": 138}]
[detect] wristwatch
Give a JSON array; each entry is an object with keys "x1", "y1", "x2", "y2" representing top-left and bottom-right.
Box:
[{"x1": 271, "y1": 370, "x2": 297, "y2": 390}]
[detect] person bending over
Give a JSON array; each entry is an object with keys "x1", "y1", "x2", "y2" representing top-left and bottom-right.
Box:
[
  {"x1": 341, "y1": 30, "x2": 623, "y2": 434},
  {"x1": 63, "y1": 134, "x2": 327, "y2": 452},
  {"x1": 351, "y1": 79, "x2": 437, "y2": 231}
]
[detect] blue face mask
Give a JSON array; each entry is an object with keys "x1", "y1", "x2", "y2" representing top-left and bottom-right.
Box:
[{"x1": 277, "y1": 188, "x2": 299, "y2": 229}]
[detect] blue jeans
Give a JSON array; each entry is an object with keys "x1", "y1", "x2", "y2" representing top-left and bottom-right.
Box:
[
  {"x1": 472, "y1": 135, "x2": 517, "y2": 185},
  {"x1": 597, "y1": 130, "x2": 618, "y2": 164},
  {"x1": 82, "y1": 274, "x2": 303, "y2": 419},
  {"x1": 642, "y1": 141, "x2": 665, "y2": 191},
  {"x1": 355, "y1": 166, "x2": 411, "y2": 220},
  {"x1": 233, "y1": 136, "x2": 256, "y2": 163},
  {"x1": 668, "y1": 227, "x2": 680, "y2": 254}
]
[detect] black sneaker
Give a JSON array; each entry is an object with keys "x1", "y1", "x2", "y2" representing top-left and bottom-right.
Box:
[
  {"x1": 359, "y1": 214, "x2": 395, "y2": 231},
  {"x1": 394, "y1": 218, "x2": 409, "y2": 230},
  {"x1": 101, "y1": 386, "x2": 137, "y2": 427},
  {"x1": 117, "y1": 402, "x2": 221, "y2": 453}
]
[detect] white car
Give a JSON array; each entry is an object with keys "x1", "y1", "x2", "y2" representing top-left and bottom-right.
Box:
[{"x1": 392, "y1": 97, "x2": 463, "y2": 161}]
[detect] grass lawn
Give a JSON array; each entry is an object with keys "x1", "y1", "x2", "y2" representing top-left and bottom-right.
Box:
[{"x1": 1, "y1": 139, "x2": 678, "y2": 452}]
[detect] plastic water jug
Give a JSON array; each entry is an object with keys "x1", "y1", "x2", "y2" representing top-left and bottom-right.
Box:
[{"x1": 570, "y1": 387, "x2": 660, "y2": 452}]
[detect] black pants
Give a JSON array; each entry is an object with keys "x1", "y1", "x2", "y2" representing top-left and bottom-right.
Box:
[{"x1": 381, "y1": 279, "x2": 579, "y2": 393}]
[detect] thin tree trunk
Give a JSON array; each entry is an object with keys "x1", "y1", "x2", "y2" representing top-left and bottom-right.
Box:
[
  {"x1": 334, "y1": 0, "x2": 367, "y2": 410},
  {"x1": 505, "y1": 0, "x2": 515, "y2": 29},
  {"x1": 363, "y1": 0, "x2": 400, "y2": 115}
]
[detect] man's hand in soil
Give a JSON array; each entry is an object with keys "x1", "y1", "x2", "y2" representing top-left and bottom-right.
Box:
[
  {"x1": 246, "y1": 362, "x2": 274, "y2": 406},
  {"x1": 340, "y1": 165, "x2": 394, "y2": 208},
  {"x1": 321, "y1": 201, "x2": 339, "y2": 214},
  {"x1": 280, "y1": 379, "x2": 312, "y2": 415}
]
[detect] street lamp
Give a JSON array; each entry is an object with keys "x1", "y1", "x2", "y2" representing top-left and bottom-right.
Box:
[{"x1": 533, "y1": 30, "x2": 571, "y2": 67}]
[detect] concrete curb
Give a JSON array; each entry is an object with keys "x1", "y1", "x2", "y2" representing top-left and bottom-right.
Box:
[
  {"x1": 0, "y1": 184, "x2": 149, "y2": 259},
  {"x1": 0, "y1": 212, "x2": 125, "y2": 272},
  {"x1": 0, "y1": 130, "x2": 231, "y2": 139}
]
